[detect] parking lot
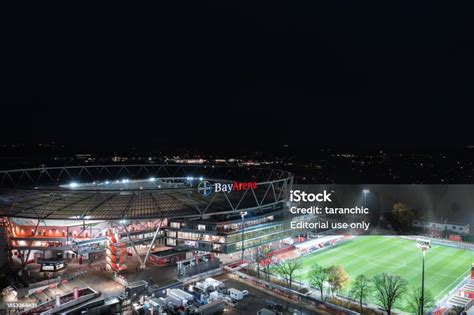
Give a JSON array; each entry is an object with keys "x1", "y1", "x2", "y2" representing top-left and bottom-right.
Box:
[{"x1": 215, "y1": 274, "x2": 315, "y2": 315}]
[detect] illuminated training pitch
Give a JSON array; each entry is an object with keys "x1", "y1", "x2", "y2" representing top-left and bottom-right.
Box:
[{"x1": 294, "y1": 236, "x2": 473, "y2": 312}]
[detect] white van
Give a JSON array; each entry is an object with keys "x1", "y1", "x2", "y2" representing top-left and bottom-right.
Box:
[{"x1": 228, "y1": 288, "x2": 244, "y2": 301}]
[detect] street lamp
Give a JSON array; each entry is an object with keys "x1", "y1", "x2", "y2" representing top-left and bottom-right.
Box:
[
  {"x1": 240, "y1": 211, "x2": 248, "y2": 264},
  {"x1": 416, "y1": 239, "x2": 431, "y2": 315},
  {"x1": 362, "y1": 189, "x2": 370, "y2": 207}
]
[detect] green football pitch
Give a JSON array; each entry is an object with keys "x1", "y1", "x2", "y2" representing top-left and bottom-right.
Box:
[{"x1": 293, "y1": 236, "x2": 473, "y2": 311}]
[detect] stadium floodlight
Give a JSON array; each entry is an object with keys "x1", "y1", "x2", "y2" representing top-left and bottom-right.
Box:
[
  {"x1": 416, "y1": 238, "x2": 431, "y2": 315},
  {"x1": 362, "y1": 189, "x2": 370, "y2": 207},
  {"x1": 69, "y1": 182, "x2": 78, "y2": 188},
  {"x1": 416, "y1": 238, "x2": 431, "y2": 254}
]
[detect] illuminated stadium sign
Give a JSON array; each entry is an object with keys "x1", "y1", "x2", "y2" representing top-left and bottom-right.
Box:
[
  {"x1": 197, "y1": 180, "x2": 257, "y2": 196},
  {"x1": 197, "y1": 181, "x2": 214, "y2": 197}
]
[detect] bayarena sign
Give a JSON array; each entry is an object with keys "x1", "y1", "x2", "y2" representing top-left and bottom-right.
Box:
[{"x1": 197, "y1": 180, "x2": 257, "y2": 197}]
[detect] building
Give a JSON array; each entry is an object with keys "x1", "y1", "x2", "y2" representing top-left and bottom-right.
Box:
[
  {"x1": 412, "y1": 219, "x2": 470, "y2": 234},
  {"x1": 166, "y1": 209, "x2": 302, "y2": 254},
  {"x1": 0, "y1": 164, "x2": 297, "y2": 272}
]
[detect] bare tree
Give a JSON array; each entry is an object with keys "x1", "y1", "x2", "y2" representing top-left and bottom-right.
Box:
[
  {"x1": 407, "y1": 286, "x2": 435, "y2": 315},
  {"x1": 350, "y1": 274, "x2": 372, "y2": 314},
  {"x1": 371, "y1": 273, "x2": 408, "y2": 315},
  {"x1": 255, "y1": 246, "x2": 269, "y2": 279},
  {"x1": 275, "y1": 260, "x2": 302, "y2": 290},
  {"x1": 309, "y1": 264, "x2": 329, "y2": 301},
  {"x1": 263, "y1": 253, "x2": 273, "y2": 281}
]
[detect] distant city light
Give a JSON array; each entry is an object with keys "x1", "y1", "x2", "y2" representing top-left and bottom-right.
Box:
[
  {"x1": 69, "y1": 182, "x2": 78, "y2": 188},
  {"x1": 362, "y1": 189, "x2": 370, "y2": 194},
  {"x1": 199, "y1": 177, "x2": 204, "y2": 181},
  {"x1": 149, "y1": 177, "x2": 156, "y2": 182}
]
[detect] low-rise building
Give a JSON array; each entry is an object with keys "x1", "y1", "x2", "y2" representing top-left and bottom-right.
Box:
[{"x1": 412, "y1": 219, "x2": 470, "y2": 234}]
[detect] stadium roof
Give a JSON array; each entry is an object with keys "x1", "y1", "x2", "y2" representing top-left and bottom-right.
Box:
[{"x1": 0, "y1": 165, "x2": 293, "y2": 220}]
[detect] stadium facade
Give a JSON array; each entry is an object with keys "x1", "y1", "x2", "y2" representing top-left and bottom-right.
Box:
[{"x1": 0, "y1": 165, "x2": 302, "y2": 272}]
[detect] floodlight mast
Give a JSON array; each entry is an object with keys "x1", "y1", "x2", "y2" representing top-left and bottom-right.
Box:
[
  {"x1": 362, "y1": 189, "x2": 370, "y2": 207},
  {"x1": 240, "y1": 211, "x2": 248, "y2": 264},
  {"x1": 416, "y1": 238, "x2": 431, "y2": 315}
]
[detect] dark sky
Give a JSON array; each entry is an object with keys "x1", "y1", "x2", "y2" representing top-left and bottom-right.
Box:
[{"x1": 1, "y1": 2, "x2": 474, "y2": 147}]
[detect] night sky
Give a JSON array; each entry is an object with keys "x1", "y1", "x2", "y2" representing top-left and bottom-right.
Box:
[{"x1": 2, "y1": 2, "x2": 474, "y2": 147}]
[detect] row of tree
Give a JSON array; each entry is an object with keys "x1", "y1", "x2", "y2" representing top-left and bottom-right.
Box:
[
  {"x1": 345, "y1": 271, "x2": 434, "y2": 315},
  {"x1": 272, "y1": 260, "x2": 434, "y2": 315}
]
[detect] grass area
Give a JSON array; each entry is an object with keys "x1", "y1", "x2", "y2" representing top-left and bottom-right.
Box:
[{"x1": 293, "y1": 236, "x2": 473, "y2": 311}]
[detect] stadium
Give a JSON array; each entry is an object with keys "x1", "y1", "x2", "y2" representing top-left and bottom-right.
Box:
[
  {"x1": 0, "y1": 165, "x2": 473, "y2": 314},
  {"x1": 0, "y1": 165, "x2": 310, "y2": 312},
  {"x1": 0, "y1": 164, "x2": 297, "y2": 269},
  {"x1": 270, "y1": 235, "x2": 473, "y2": 313}
]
